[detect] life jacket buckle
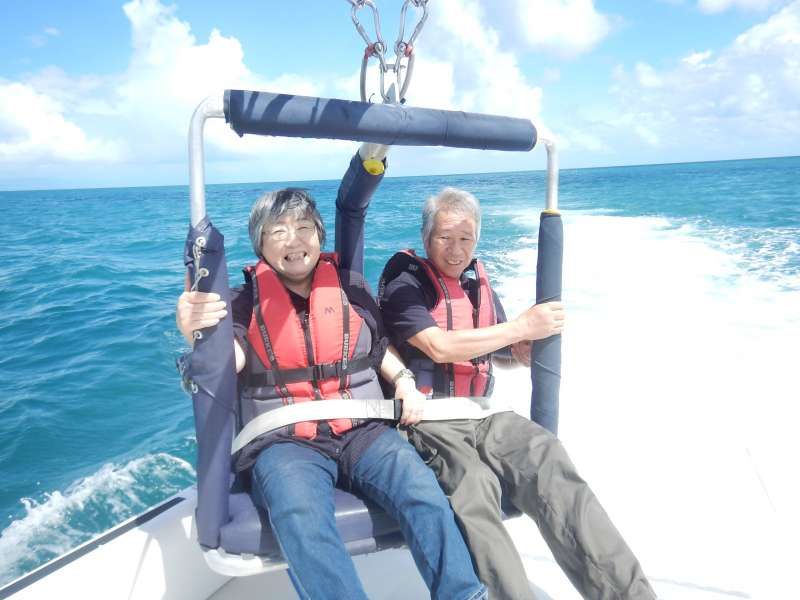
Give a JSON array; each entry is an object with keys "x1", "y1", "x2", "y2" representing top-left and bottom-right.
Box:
[{"x1": 311, "y1": 363, "x2": 326, "y2": 383}]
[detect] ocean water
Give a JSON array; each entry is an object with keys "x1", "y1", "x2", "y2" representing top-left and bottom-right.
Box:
[{"x1": 0, "y1": 156, "x2": 798, "y2": 593}]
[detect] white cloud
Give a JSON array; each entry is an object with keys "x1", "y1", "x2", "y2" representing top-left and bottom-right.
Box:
[
  {"x1": 0, "y1": 81, "x2": 120, "y2": 162},
  {"x1": 413, "y1": 0, "x2": 545, "y2": 121},
  {"x1": 591, "y1": 1, "x2": 800, "y2": 156},
  {"x1": 514, "y1": 0, "x2": 612, "y2": 58},
  {"x1": 1, "y1": 0, "x2": 348, "y2": 178},
  {"x1": 682, "y1": 49, "x2": 714, "y2": 67},
  {"x1": 1, "y1": 0, "x2": 559, "y2": 186},
  {"x1": 635, "y1": 62, "x2": 663, "y2": 88},
  {"x1": 558, "y1": 126, "x2": 609, "y2": 152},
  {"x1": 24, "y1": 67, "x2": 111, "y2": 115},
  {"x1": 28, "y1": 26, "x2": 61, "y2": 48},
  {"x1": 634, "y1": 124, "x2": 662, "y2": 146},
  {"x1": 698, "y1": 0, "x2": 786, "y2": 13}
]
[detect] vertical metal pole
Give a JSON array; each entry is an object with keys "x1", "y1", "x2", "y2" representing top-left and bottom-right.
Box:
[
  {"x1": 185, "y1": 94, "x2": 233, "y2": 549},
  {"x1": 544, "y1": 139, "x2": 559, "y2": 212},
  {"x1": 189, "y1": 95, "x2": 225, "y2": 228}
]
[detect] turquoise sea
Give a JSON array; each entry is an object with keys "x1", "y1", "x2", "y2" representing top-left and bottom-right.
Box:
[{"x1": 1, "y1": 156, "x2": 799, "y2": 586}]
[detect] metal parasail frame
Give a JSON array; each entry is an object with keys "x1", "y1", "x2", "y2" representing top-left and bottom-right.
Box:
[
  {"x1": 184, "y1": 90, "x2": 562, "y2": 576},
  {"x1": 188, "y1": 90, "x2": 562, "y2": 433},
  {"x1": 189, "y1": 94, "x2": 558, "y2": 225}
]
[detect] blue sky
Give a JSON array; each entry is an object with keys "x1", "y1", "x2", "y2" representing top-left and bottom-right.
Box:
[{"x1": 1, "y1": 0, "x2": 798, "y2": 190}]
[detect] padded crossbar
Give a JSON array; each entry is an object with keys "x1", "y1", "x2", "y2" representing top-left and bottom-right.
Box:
[{"x1": 224, "y1": 90, "x2": 537, "y2": 151}]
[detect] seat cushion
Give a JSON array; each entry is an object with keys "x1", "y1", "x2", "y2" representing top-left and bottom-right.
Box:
[{"x1": 218, "y1": 488, "x2": 401, "y2": 556}]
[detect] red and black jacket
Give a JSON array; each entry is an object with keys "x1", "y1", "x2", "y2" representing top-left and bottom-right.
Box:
[
  {"x1": 237, "y1": 253, "x2": 385, "y2": 466},
  {"x1": 378, "y1": 250, "x2": 497, "y2": 398}
]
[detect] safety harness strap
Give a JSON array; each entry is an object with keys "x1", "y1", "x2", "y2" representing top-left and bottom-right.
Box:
[
  {"x1": 244, "y1": 354, "x2": 374, "y2": 388},
  {"x1": 231, "y1": 395, "x2": 514, "y2": 455}
]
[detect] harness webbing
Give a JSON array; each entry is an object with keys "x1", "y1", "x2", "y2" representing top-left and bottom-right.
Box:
[
  {"x1": 231, "y1": 396, "x2": 514, "y2": 455},
  {"x1": 339, "y1": 287, "x2": 351, "y2": 392},
  {"x1": 244, "y1": 354, "x2": 374, "y2": 388},
  {"x1": 251, "y1": 273, "x2": 292, "y2": 399},
  {"x1": 430, "y1": 266, "x2": 457, "y2": 397}
]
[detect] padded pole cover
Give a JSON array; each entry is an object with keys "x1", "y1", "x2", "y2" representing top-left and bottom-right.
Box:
[
  {"x1": 183, "y1": 219, "x2": 236, "y2": 548},
  {"x1": 530, "y1": 212, "x2": 563, "y2": 435},
  {"x1": 224, "y1": 90, "x2": 536, "y2": 151}
]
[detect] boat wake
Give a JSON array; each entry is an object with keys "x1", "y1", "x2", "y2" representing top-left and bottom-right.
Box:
[{"x1": 0, "y1": 453, "x2": 194, "y2": 587}]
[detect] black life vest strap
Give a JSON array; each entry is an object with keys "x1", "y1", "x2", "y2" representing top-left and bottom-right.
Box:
[
  {"x1": 468, "y1": 267, "x2": 492, "y2": 368},
  {"x1": 244, "y1": 354, "x2": 374, "y2": 389},
  {"x1": 426, "y1": 260, "x2": 458, "y2": 397},
  {"x1": 339, "y1": 284, "x2": 351, "y2": 392}
]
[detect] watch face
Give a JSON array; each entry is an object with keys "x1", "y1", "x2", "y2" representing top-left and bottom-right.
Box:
[{"x1": 394, "y1": 368, "x2": 414, "y2": 383}]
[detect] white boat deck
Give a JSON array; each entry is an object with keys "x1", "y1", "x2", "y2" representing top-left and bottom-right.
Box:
[{"x1": 2, "y1": 366, "x2": 794, "y2": 599}]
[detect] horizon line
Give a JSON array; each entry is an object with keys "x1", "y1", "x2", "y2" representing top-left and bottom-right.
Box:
[{"x1": 0, "y1": 154, "x2": 797, "y2": 194}]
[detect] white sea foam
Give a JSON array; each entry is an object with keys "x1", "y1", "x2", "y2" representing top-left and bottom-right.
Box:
[
  {"x1": 0, "y1": 453, "x2": 194, "y2": 585},
  {"x1": 492, "y1": 210, "x2": 799, "y2": 598}
]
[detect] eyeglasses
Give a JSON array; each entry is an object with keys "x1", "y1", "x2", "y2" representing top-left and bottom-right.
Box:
[{"x1": 263, "y1": 223, "x2": 317, "y2": 242}]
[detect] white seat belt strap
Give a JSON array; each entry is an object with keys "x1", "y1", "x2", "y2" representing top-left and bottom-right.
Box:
[{"x1": 231, "y1": 396, "x2": 513, "y2": 455}]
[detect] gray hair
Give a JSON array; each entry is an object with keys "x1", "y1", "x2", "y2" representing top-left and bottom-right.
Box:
[
  {"x1": 421, "y1": 187, "x2": 482, "y2": 246},
  {"x1": 248, "y1": 188, "x2": 326, "y2": 257}
]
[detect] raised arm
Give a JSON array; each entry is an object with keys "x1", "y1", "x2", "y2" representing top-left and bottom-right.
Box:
[{"x1": 334, "y1": 144, "x2": 388, "y2": 274}]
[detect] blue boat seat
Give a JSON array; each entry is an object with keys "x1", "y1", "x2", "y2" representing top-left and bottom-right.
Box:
[
  {"x1": 207, "y1": 484, "x2": 519, "y2": 570},
  {"x1": 217, "y1": 488, "x2": 405, "y2": 559}
]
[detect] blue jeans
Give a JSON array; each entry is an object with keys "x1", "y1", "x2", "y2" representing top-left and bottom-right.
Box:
[{"x1": 251, "y1": 428, "x2": 486, "y2": 600}]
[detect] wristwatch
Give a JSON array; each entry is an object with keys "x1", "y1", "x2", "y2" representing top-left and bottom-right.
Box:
[{"x1": 391, "y1": 368, "x2": 415, "y2": 385}]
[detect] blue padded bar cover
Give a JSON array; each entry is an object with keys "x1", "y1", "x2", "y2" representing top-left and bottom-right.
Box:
[
  {"x1": 224, "y1": 90, "x2": 536, "y2": 151},
  {"x1": 530, "y1": 212, "x2": 563, "y2": 435},
  {"x1": 184, "y1": 219, "x2": 236, "y2": 548},
  {"x1": 335, "y1": 152, "x2": 384, "y2": 275}
]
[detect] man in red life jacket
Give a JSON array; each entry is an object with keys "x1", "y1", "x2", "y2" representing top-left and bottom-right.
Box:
[
  {"x1": 176, "y1": 156, "x2": 486, "y2": 600},
  {"x1": 378, "y1": 187, "x2": 656, "y2": 599}
]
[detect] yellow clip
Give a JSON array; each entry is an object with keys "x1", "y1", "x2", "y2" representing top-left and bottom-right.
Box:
[
  {"x1": 542, "y1": 208, "x2": 561, "y2": 216},
  {"x1": 362, "y1": 158, "x2": 385, "y2": 176}
]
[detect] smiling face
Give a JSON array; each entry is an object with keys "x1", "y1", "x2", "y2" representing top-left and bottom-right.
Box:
[
  {"x1": 260, "y1": 213, "x2": 321, "y2": 295},
  {"x1": 424, "y1": 209, "x2": 478, "y2": 279}
]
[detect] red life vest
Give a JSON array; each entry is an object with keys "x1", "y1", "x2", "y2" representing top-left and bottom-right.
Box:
[
  {"x1": 243, "y1": 253, "x2": 378, "y2": 440},
  {"x1": 380, "y1": 250, "x2": 497, "y2": 398}
]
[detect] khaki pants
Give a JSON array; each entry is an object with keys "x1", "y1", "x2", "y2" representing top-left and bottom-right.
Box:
[{"x1": 407, "y1": 412, "x2": 655, "y2": 600}]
